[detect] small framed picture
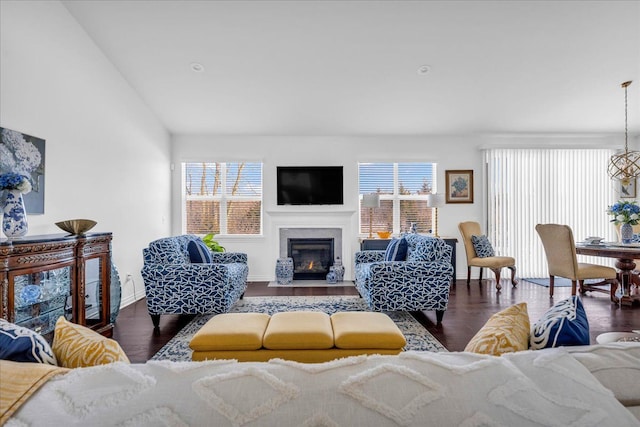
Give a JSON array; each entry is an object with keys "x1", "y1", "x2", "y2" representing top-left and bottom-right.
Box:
[
  {"x1": 619, "y1": 178, "x2": 636, "y2": 198},
  {"x1": 445, "y1": 170, "x2": 474, "y2": 203}
]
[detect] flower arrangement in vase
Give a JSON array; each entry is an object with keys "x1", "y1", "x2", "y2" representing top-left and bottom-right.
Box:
[
  {"x1": 1, "y1": 172, "x2": 32, "y2": 238},
  {"x1": 607, "y1": 200, "x2": 640, "y2": 244}
]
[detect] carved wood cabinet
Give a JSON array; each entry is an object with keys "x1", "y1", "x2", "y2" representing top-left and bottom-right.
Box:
[{"x1": 0, "y1": 232, "x2": 113, "y2": 342}]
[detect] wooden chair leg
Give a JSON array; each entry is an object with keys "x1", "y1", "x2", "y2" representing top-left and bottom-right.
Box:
[
  {"x1": 491, "y1": 268, "x2": 502, "y2": 291},
  {"x1": 578, "y1": 280, "x2": 585, "y2": 294},
  {"x1": 571, "y1": 280, "x2": 577, "y2": 296},
  {"x1": 508, "y1": 266, "x2": 518, "y2": 286},
  {"x1": 610, "y1": 279, "x2": 620, "y2": 303},
  {"x1": 436, "y1": 310, "x2": 444, "y2": 324},
  {"x1": 479, "y1": 268, "x2": 483, "y2": 283},
  {"x1": 151, "y1": 314, "x2": 160, "y2": 328},
  {"x1": 549, "y1": 276, "x2": 555, "y2": 297},
  {"x1": 466, "y1": 266, "x2": 472, "y2": 285}
]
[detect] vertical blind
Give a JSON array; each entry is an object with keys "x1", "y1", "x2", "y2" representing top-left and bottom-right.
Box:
[{"x1": 485, "y1": 149, "x2": 615, "y2": 278}]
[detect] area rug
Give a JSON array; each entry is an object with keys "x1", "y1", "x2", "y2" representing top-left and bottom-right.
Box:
[
  {"x1": 267, "y1": 280, "x2": 355, "y2": 288},
  {"x1": 525, "y1": 277, "x2": 608, "y2": 288},
  {"x1": 151, "y1": 295, "x2": 447, "y2": 361}
]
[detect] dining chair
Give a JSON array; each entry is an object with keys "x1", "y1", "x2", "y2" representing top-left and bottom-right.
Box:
[
  {"x1": 535, "y1": 223, "x2": 619, "y2": 300},
  {"x1": 458, "y1": 221, "x2": 518, "y2": 291}
]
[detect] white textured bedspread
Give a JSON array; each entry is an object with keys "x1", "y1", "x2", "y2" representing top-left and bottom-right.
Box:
[{"x1": 8, "y1": 347, "x2": 640, "y2": 426}]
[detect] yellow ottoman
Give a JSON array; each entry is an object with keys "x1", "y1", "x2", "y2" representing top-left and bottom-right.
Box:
[
  {"x1": 190, "y1": 313, "x2": 270, "y2": 361},
  {"x1": 263, "y1": 311, "x2": 334, "y2": 349},
  {"x1": 189, "y1": 311, "x2": 406, "y2": 363},
  {"x1": 331, "y1": 312, "x2": 407, "y2": 350}
]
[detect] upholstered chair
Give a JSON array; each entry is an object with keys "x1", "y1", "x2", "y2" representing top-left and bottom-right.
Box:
[
  {"x1": 458, "y1": 221, "x2": 517, "y2": 291},
  {"x1": 141, "y1": 235, "x2": 248, "y2": 328},
  {"x1": 535, "y1": 224, "x2": 619, "y2": 301},
  {"x1": 354, "y1": 234, "x2": 453, "y2": 324}
]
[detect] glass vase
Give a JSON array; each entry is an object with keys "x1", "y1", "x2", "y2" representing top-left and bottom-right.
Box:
[{"x1": 2, "y1": 190, "x2": 28, "y2": 239}]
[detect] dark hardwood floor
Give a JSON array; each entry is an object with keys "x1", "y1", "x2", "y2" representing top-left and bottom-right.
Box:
[{"x1": 114, "y1": 279, "x2": 640, "y2": 363}]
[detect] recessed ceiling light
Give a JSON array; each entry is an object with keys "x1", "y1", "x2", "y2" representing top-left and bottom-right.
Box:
[
  {"x1": 417, "y1": 65, "x2": 431, "y2": 75},
  {"x1": 190, "y1": 62, "x2": 205, "y2": 72}
]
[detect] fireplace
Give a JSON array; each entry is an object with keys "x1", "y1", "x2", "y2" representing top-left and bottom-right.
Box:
[{"x1": 288, "y1": 238, "x2": 334, "y2": 280}]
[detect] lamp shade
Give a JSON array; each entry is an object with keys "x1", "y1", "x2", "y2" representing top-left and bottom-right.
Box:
[
  {"x1": 362, "y1": 193, "x2": 381, "y2": 208},
  {"x1": 426, "y1": 193, "x2": 445, "y2": 208}
]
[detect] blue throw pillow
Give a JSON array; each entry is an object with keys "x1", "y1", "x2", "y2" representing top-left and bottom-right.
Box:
[
  {"x1": 187, "y1": 239, "x2": 213, "y2": 263},
  {"x1": 384, "y1": 237, "x2": 408, "y2": 261},
  {"x1": 471, "y1": 235, "x2": 495, "y2": 258},
  {"x1": 0, "y1": 319, "x2": 57, "y2": 365},
  {"x1": 529, "y1": 296, "x2": 590, "y2": 349}
]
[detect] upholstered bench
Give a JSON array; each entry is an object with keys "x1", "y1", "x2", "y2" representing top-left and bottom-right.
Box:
[{"x1": 189, "y1": 311, "x2": 406, "y2": 363}]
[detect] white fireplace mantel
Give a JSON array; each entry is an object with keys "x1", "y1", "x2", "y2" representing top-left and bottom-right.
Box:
[
  {"x1": 266, "y1": 209, "x2": 357, "y2": 280},
  {"x1": 266, "y1": 209, "x2": 356, "y2": 217}
]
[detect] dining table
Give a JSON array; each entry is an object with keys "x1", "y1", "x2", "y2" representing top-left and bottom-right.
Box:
[{"x1": 575, "y1": 242, "x2": 640, "y2": 307}]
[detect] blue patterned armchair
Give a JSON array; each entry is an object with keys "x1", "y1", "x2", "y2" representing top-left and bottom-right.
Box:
[
  {"x1": 354, "y1": 234, "x2": 454, "y2": 323},
  {"x1": 141, "y1": 235, "x2": 248, "y2": 328}
]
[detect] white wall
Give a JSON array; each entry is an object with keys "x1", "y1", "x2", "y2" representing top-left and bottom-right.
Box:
[
  {"x1": 0, "y1": 1, "x2": 171, "y2": 308},
  {"x1": 172, "y1": 135, "x2": 486, "y2": 280},
  {"x1": 172, "y1": 134, "x2": 619, "y2": 281}
]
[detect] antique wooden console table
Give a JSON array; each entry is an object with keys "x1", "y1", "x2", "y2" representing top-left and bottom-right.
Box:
[{"x1": 0, "y1": 233, "x2": 113, "y2": 341}]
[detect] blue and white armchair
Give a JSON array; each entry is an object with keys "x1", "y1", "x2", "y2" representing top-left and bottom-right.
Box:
[
  {"x1": 141, "y1": 235, "x2": 248, "y2": 328},
  {"x1": 354, "y1": 234, "x2": 454, "y2": 323}
]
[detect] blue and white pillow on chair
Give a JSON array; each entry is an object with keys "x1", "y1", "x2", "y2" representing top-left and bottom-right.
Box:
[
  {"x1": 529, "y1": 295, "x2": 590, "y2": 349},
  {"x1": 384, "y1": 237, "x2": 408, "y2": 261},
  {"x1": 187, "y1": 239, "x2": 213, "y2": 263},
  {"x1": 471, "y1": 235, "x2": 495, "y2": 258},
  {"x1": 0, "y1": 319, "x2": 57, "y2": 365}
]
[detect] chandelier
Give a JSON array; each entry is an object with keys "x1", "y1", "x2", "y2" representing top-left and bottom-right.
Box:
[{"x1": 608, "y1": 81, "x2": 638, "y2": 184}]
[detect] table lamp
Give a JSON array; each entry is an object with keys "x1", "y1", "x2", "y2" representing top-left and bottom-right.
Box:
[
  {"x1": 426, "y1": 193, "x2": 445, "y2": 237},
  {"x1": 362, "y1": 193, "x2": 380, "y2": 238}
]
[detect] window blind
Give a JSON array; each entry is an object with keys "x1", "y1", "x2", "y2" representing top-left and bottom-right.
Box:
[
  {"x1": 485, "y1": 149, "x2": 615, "y2": 278},
  {"x1": 184, "y1": 162, "x2": 262, "y2": 235},
  {"x1": 358, "y1": 162, "x2": 435, "y2": 234}
]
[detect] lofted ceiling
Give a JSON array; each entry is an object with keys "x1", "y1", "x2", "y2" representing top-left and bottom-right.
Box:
[{"x1": 62, "y1": 0, "x2": 640, "y2": 136}]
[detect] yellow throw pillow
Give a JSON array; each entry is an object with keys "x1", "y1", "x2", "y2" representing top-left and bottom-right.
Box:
[
  {"x1": 464, "y1": 302, "x2": 530, "y2": 356},
  {"x1": 52, "y1": 317, "x2": 129, "y2": 368}
]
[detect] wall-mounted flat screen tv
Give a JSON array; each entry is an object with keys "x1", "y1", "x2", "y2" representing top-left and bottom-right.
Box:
[{"x1": 277, "y1": 166, "x2": 344, "y2": 205}]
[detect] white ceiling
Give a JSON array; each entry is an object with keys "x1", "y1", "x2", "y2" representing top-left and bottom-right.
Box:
[{"x1": 62, "y1": 0, "x2": 640, "y2": 136}]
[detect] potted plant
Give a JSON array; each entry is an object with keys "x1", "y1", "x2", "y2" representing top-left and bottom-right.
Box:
[{"x1": 202, "y1": 233, "x2": 225, "y2": 252}]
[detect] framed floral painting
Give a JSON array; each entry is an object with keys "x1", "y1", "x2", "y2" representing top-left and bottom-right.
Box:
[
  {"x1": 445, "y1": 170, "x2": 474, "y2": 203},
  {"x1": 619, "y1": 178, "x2": 636, "y2": 199},
  {"x1": 0, "y1": 127, "x2": 46, "y2": 214}
]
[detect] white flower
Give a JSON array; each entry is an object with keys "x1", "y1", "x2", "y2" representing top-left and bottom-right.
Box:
[
  {"x1": 1, "y1": 129, "x2": 41, "y2": 174},
  {"x1": 16, "y1": 179, "x2": 31, "y2": 194},
  {"x1": 631, "y1": 214, "x2": 639, "y2": 221},
  {"x1": 617, "y1": 214, "x2": 626, "y2": 222}
]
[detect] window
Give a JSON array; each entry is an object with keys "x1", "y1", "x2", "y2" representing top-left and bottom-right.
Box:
[
  {"x1": 183, "y1": 162, "x2": 262, "y2": 235},
  {"x1": 485, "y1": 149, "x2": 614, "y2": 277},
  {"x1": 358, "y1": 162, "x2": 436, "y2": 235}
]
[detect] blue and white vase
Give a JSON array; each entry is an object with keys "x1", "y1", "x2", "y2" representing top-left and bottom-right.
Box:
[
  {"x1": 275, "y1": 257, "x2": 294, "y2": 285},
  {"x1": 2, "y1": 190, "x2": 28, "y2": 239},
  {"x1": 326, "y1": 267, "x2": 337, "y2": 284},
  {"x1": 620, "y1": 222, "x2": 633, "y2": 244},
  {"x1": 333, "y1": 257, "x2": 345, "y2": 282}
]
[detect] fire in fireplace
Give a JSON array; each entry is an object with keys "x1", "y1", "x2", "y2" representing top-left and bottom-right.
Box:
[{"x1": 287, "y1": 238, "x2": 334, "y2": 280}]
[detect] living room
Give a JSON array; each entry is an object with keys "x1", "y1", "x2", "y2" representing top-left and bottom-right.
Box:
[{"x1": 2, "y1": 1, "x2": 640, "y2": 424}]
